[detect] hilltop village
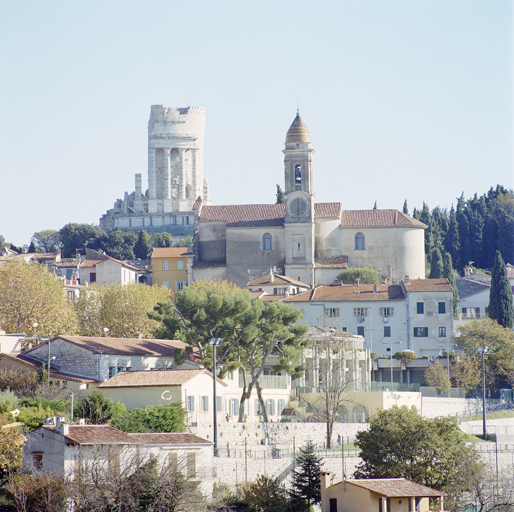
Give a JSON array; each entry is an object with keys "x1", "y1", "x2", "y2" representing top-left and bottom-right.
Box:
[{"x1": 1, "y1": 106, "x2": 513, "y2": 511}]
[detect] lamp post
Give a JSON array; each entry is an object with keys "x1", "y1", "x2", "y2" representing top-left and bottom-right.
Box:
[
  {"x1": 210, "y1": 337, "x2": 223, "y2": 457},
  {"x1": 479, "y1": 346, "x2": 490, "y2": 439},
  {"x1": 382, "y1": 340, "x2": 401, "y2": 387},
  {"x1": 103, "y1": 327, "x2": 109, "y2": 337},
  {"x1": 33, "y1": 322, "x2": 38, "y2": 345}
]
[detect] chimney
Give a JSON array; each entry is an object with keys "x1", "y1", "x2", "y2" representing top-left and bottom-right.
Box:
[
  {"x1": 55, "y1": 416, "x2": 69, "y2": 435},
  {"x1": 373, "y1": 284, "x2": 378, "y2": 293},
  {"x1": 404, "y1": 275, "x2": 410, "y2": 285},
  {"x1": 270, "y1": 267, "x2": 274, "y2": 283}
]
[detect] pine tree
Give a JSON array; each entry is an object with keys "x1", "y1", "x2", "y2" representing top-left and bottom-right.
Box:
[
  {"x1": 291, "y1": 441, "x2": 323, "y2": 508},
  {"x1": 488, "y1": 251, "x2": 514, "y2": 329},
  {"x1": 429, "y1": 247, "x2": 444, "y2": 278}
]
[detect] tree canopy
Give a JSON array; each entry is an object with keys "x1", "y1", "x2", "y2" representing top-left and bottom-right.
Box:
[
  {"x1": 335, "y1": 266, "x2": 382, "y2": 285},
  {"x1": 454, "y1": 318, "x2": 514, "y2": 389},
  {"x1": 30, "y1": 230, "x2": 60, "y2": 253},
  {"x1": 0, "y1": 260, "x2": 78, "y2": 336},
  {"x1": 355, "y1": 406, "x2": 483, "y2": 503}
]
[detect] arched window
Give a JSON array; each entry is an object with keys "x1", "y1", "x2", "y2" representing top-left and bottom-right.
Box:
[
  {"x1": 262, "y1": 233, "x2": 272, "y2": 251},
  {"x1": 295, "y1": 164, "x2": 302, "y2": 184},
  {"x1": 355, "y1": 232, "x2": 365, "y2": 250}
]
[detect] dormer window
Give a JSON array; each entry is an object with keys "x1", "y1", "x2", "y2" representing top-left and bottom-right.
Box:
[{"x1": 295, "y1": 164, "x2": 302, "y2": 184}]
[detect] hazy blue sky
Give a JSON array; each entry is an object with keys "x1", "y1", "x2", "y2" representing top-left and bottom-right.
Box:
[{"x1": 1, "y1": 1, "x2": 512, "y2": 246}]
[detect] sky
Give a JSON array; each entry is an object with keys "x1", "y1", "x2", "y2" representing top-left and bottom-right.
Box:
[{"x1": 1, "y1": 1, "x2": 512, "y2": 247}]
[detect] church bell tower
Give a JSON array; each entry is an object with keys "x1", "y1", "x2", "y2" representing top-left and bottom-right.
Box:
[{"x1": 283, "y1": 111, "x2": 315, "y2": 285}]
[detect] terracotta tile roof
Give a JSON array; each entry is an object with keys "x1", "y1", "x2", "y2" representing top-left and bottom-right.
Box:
[
  {"x1": 248, "y1": 274, "x2": 309, "y2": 287},
  {"x1": 402, "y1": 278, "x2": 453, "y2": 292},
  {"x1": 284, "y1": 284, "x2": 405, "y2": 302},
  {"x1": 340, "y1": 210, "x2": 426, "y2": 228},
  {"x1": 79, "y1": 259, "x2": 104, "y2": 268},
  {"x1": 346, "y1": 478, "x2": 444, "y2": 497},
  {"x1": 314, "y1": 203, "x2": 342, "y2": 218},
  {"x1": 98, "y1": 369, "x2": 227, "y2": 388},
  {"x1": 44, "y1": 425, "x2": 132, "y2": 444},
  {"x1": 128, "y1": 432, "x2": 211, "y2": 445},
  {"x1": 315, "y1": 256, "x2": 348, "y2": 268},
  {"x1": 26, "y1": 336, "x2": 200, "y2": 362},
  {"x1": 200, "y1": 204, "x2": 285, "y2": 227},
  {"x1": 250, "y1": 290, "x2": 267, "y2": 299},
  {"x1": 259, "y1": 294, "x2": 286, "y2": 302},
  {"x1": 199, "y1": 202, "x2": 342, "y2": 227},
  {"x1": 151, "y1": 247, "x2": 190, "y2": 259}
]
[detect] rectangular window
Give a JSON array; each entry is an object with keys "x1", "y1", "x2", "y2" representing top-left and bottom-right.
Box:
[
  {"x1": 357, "y1": 326, "x2": 364, "y2": 336},
  {"x1": 162, "y1": 281, "x2": 169, "y2": 288},
  {"x1": 177, "y1": 260, "x2": 184, "y2": 270},
  {"x1": 278, "y1": 399, "x2": 286, "y2": 416},
  {"x1": 255, "y1": 399, "x2": 262, "y2": 415},
  {"x1": 108, "y1": 366, "x2": 116, "y2": 378},
  {"x1": 266, "y1": 399, "x2": 275, "y2": 415},
  {"x1": 353, "y1": 308, "x2": 368, "y2": 317},
  {"x1": 201, "y1": 396, "x2": 209, "y2": 412},
  {"x1": 438, "y1": 302, "x2": 446, "y2": 314},
  {"x1": 216, "y1": 396, "x2": 222, "y2": 412},
  {"x1": 163, "y1": 261, "x2": 169, "y2": 270},
  {"x1": 175, "y1": 281, "x2": 187, "y2": 290},
  {"x1": 416, "y1": 302, "x2": 424, "y2": 314},
  {"x1": 32, "y1": 452, "x2": 43, "y2": 471},
  {"x1": 273, "y1": 288, "x2": 285, "y2": 295},
  {"x1": 384, "y1": 326, "x2": 391, "y2": 337},
  {"x1": 230, "y1": 399, "x2": 239, "y2": 416},
  {"x1": 439, "y1": 327, "x2": 447, "y2": 337},
  {"x1": 186, "y1": 396, "x2": 195, "y2": 412},
  {"x1": 413, "y1": 327, "x2": 429, "y2": 337},
  {"x1": 327, "y1": 308, "x2": 340, "y2": 318},
  {"x1": 380, "y1": 307, "x2": 394, "y2": 317}
]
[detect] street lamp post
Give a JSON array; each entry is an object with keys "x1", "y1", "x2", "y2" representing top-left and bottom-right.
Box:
[
  {"x1": 479, "y1": 346, "x2": 490, "y2": 439},
  {"x1": 210, "y1": 337, "x2": 223, "y2": 457},
  {"x1": 382, "y1": 341, "x2": 401, "y2": 386},
  {"x1": 33, "y1": 322, "x2": 38, "y2": 345}
]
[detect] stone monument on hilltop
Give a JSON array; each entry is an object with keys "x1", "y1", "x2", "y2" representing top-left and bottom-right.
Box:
[{"x1": 100, "y1": 105, "x2": 210, "y2": 236}]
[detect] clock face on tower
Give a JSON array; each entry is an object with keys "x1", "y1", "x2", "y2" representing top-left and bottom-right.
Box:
[{"x1": 286, "y1": 196, "x2": 310, "y2": 219}]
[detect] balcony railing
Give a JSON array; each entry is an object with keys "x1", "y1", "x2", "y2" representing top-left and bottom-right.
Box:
[{"x1": 239, "y1": 374, "x2": 289, "y2": 389}]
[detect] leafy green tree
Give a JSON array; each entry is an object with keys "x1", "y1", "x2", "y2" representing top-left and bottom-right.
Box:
[
  {"x1": 31, "y1": 230, "x2": 60, "y2": 253},
  {"x1": 335, "y1": 266, "x2": 381, "y2": 285},
  {"x1": 276, "y1": 184, "x2": 285, "y2": 204},
  {"x1": 0, "y1": 260, "x2": 78, "y2": 336},
  {"x1": 112, "y1": 403, "x2": 185, "y2": 433},
  {"x1": 424, "y1": 362, "x2": 451, "y2": 393},
  {"x1": 134, "y1": 229, "x2": 151, "y2": 259},
  {"x1": 59, "y1": 223, "x2": 106, "y2": 258},
  {"x1": 240, "y1": 474, "x2": 292, "y2": 512},
  {"x1": 0, "y1": 414, "x2": 24, "y2": 480},
  {"x1": 394, "y1": 350, "x2": 417, "y2": 365},
  {"x1": 489, "y1": 190, "x2": 514, "y2": 265},
  {"x1": 75, "y1": 283, "x2": 170, "y2": 338},
  {"x1": 452, "y1": 353, "x2": 481, "y2": 391},
  {"x1": 75, "y1": 390, "x2": 126, "y2": 424},
  {"x1": 103, "y1": 228, "x2": 137, "y2": 260},
  {"x1": 151, "y1": 232, "x2": 173, "y2": 248},
  {"x1": 355, "y1": 406, "x2": 483, "y2": 501},
  {"x1": 429, "y1": 247, "x2": 443, "y2": 278},
  {"x1": 488, "y1": 250, "x2": 514, "y2": 329},
  {"x1": 291, "y1": 441, "x2": 323, "y2": 509},
  {"x1": 454, "y1": 318, "x2": 514, "y2": 389}
]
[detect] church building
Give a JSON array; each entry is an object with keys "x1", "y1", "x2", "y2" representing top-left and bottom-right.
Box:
[{"x1": 191, "y1": 112, "x2": 426, "y2": 288}]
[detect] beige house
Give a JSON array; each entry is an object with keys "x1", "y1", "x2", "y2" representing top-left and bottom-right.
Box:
[
  {"x1": 151, "y1": 247, "x2": 191, "y2": 290},
  {"x1": 78, "y1": 249, "x2": 140, "y2": 286},
  {"x1": 191, "y1": 112, "x2": 426, "y2": 288},
  {"x1": 23, "y1": 335, "x2": 201, "y2": 383},
  {"x1": 321, "y1": 474, "x2": 445, "y2": 512},
  {"x1": 24, "y1": 417, "x2": 214, "y2": 497},
  {"x1": 98, "y1": 369, "x2": 227, "y2": 423},
  {"x1": 247, "y1": 271, "x2": 310, "y2": 300}
]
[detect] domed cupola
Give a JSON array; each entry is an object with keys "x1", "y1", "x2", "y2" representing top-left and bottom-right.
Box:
[{"x1": 285, "y1": 111, "x2": 311, "y2": 145}]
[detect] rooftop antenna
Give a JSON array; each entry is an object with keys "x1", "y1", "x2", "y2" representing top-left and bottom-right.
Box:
[{"x1": 297, "y1": 100, "x2": 300, "y2": 115}]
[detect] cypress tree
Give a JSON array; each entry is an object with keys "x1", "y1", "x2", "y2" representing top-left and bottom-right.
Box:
[
  {"x1": 403, "y1": 200, "x2": 408, "y2": 215},
  {"x1": 443, "y1": 252, "x2": 459, "y2": 313},
  {"x1": 276, "y1": 184, "x2": 285, "y2": 204},
  {"x1": 134, "y1": 229, "x2": 151, "y2": 259},
  {"x1": 429, "y1": 247, "x2": 444, "y2": 278},
  {"x1": 488, "y1": 251, "x2": 514, "y2": 329},
  {"x1": 444, "y1": 207, "x2": 461, "y2": 270}
]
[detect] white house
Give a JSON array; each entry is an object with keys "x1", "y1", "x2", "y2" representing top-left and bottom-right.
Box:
[
  {"x1": 284, "y1": 278, "x2": 454, "y2": 358},
  {"x1": 78, "y1": 248, "x2": 140, "y2": 286},
  {"x1": 24, "y1": 417, "x2": 214, "y2": 497}
]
